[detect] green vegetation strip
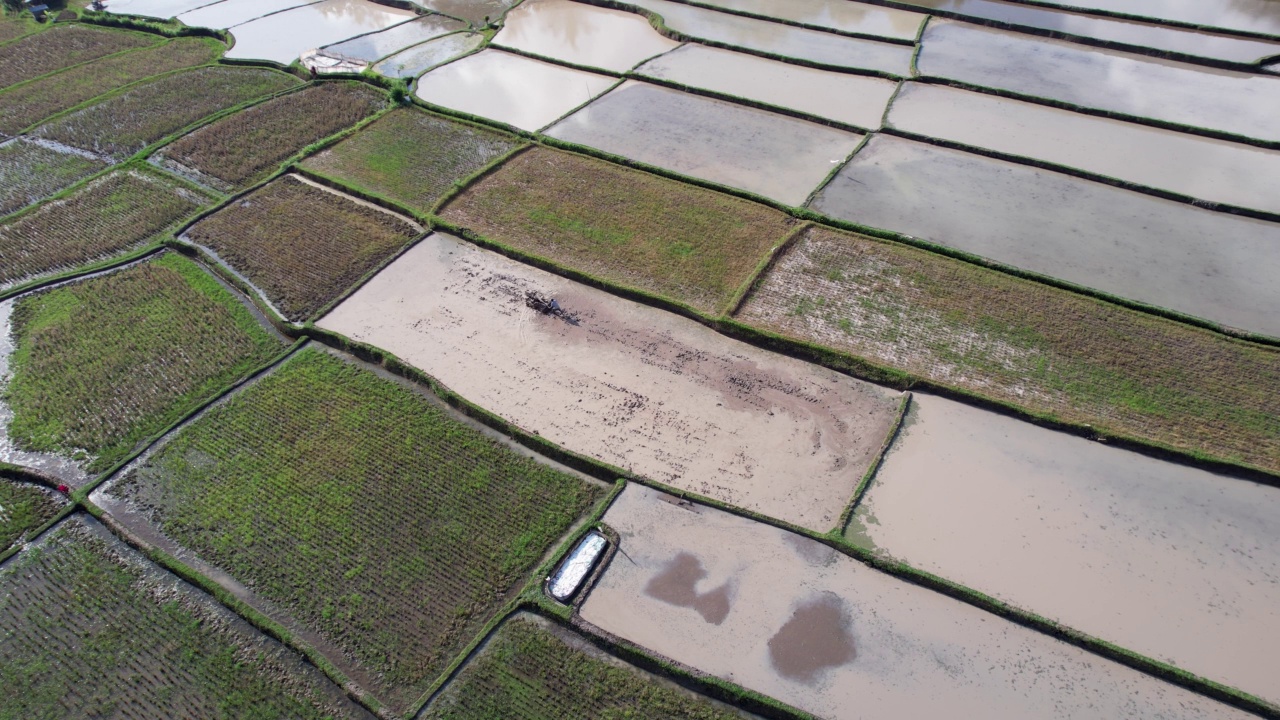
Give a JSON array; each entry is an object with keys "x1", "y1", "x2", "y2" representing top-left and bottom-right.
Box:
[
  {"x1": 160, "y1": 81, "x2": 387, "y2": 190},
  {"x1": 0, "y1": 139, "x2": 107, "y2": 217},
  {"x1": 4, "y1": 252, "x2": 284, "y2": 473},
  {"x1": 0, "y1": 479, "x2": 65, "y2": 554},
  {"x1": 111, "y1": 348, "x2": 604, "y2": 712},
  {"x1": 0, "y1": 23, "x2": 156, "y2": 91},
  {"x1": 0, "y1": 515, "x2": 371, "y2": 719}
]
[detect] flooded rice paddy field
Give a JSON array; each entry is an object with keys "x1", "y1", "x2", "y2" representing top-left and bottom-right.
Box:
[
  {"x1": 581, "y1": 483, "x2": 1253, "y2": 719},
  {"x1": 494, "y1": 0, "x2": 680, "y2": 72},
  {"x1": 414, "y1": 0, "x2": 519, "y2": 25},
  {"x1": 1001, "y1": 0, "x2": 1280, "y2": 36},
  {"x1": 547, "y1": 80, "x2": 862, "y2": 205},
  {"x1": 371, "y1": 31, "x2": 483, "y2": 77},
  {"x1": 688, "y1": 0, "x2": 925, "y2": 40},
  {"x1": 850, "y1": 394, "x2": 1280, "y2": 705},
  {"x1": 321, "y1": 14, "x2": 464, "y2": 62},
  {"x1": 175, "y1": 0, "x2": 318, "y2": 29},
  {"x1": 224, "y1": 0, "x2": 418, "y2": 65},
  {"x1": 106, "y1": 0, "x2": 224, "y2": 18},
  {"x1": 318, "y1": 233, "x2": 902, "y2": 531}
]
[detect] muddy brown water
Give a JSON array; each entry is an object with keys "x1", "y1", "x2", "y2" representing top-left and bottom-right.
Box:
[
  {"x1": 494, "y1": 0, "x2": 679, "y2": 72},
  {"x1": 225, "y1": 0, "x2": 417, "y2": 65},
  {"x1": 176, "y1": 0, "x2": 319, "y2": 30},
  {"x1": 622, "y1": 0, "x2": 915, "y2": 75},
  {"x1": 898, "y1": 0, "x2": 1280, "y2": 63},
  {"x1": 917, "y1": 20, "x2": 1280, "y2": 143},
  {"x1": 547, "y1": 80, "x2": 863, "y2": 205},
  {"x1": 687, "y1": 0, "x2": 924, "y2": 40},
  {"x1": 850, "y1": 393, "x2": 1280, "y2": 705},
  {"x1": 317, "y1": 233, "x2": 901, "y2": 531},
  {"x1": 372, "y1": 32, "x2": 484, "y2": 78},
  {"x1": 644, "y1": 551, "x2": 734, "y2": 625},
  {"x1": 996, "y1": 0, "x2": 1280, "y2": 37},
  {"x1": 580, "y1": 483, "x2": 1253, "y2": 718},
  {"x1": 888, "y1": 81, "x2": 1280, "y2": 215},
  {"x1": 322, "y1": 14, "x2": 465, "y2": 62},
  {"x1": 416, "y1": 49, "x2": 617, "y2": 131},
  {"x1": 810, "y1": 134, "x2": 1280, "y2": 338},
  {"x1": 634, "y1": 44, "x2": 898, "y2": 128}
]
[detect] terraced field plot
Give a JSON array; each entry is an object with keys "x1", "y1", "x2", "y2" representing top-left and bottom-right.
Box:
[
  {"x1": 1, "y1": 253, "x2": 284, "y2": 477},
  {"x1": 440, "y1": 146, "x2": 795, "y2": 314},
  {"x1": 0, "y1": 478, "x2": 64, "y2": 554},
  {"x1": 0, "y1": 138, "x2": 107, "y2": 217},
  {"x1": 158, "y1": 82, "x2": 386, "y2": 190},
  {"x1": 184, "y1": 175, "x2": 422, "y2": 320},
  {"x1": 581, "y1": 484, "x2": 1254, "y2": 720},
  {"x1": 322, "y1": 14, "x2": 465, "y2": 62},
  {"x1": 692, "y1": 0, "x2": 925, "y2": 38},
  {"x1": 849, "y1": 393, "x2": 1280, "y2": 705},
  {"x1": 494, "y1": 0, "x2": 679, "y2": 72},
  {"x1": 300, "y1": 106, "x2": 521, "y2": 211},
  {"x1": 372, "y1": 32, "x2": 484, "y2": 77},
  {"x1": 103, "y1": 347, "x2": 604, "y2": 712},
  {"x1": 0, "y1": 515, "x2": 374, "y2": 719},
  {"x1": 417, "y1": 0, "x2": 519, "y2": 25},
  {"x1": 0, "y1": 168, "x2": 212, "y2": 291},
  {"x1": 994, "y1": 0, "x2": 1280, "y2": 35},
  {"x1": 424, "y1": 613, "x2": 746, "y2": 719},
  {"x1": 223, "y1": 0, "x2": 418, "y2": 65},
  {"x1": 0, "y1": 24, "x2": 157, "y2": 91},
  {"x1": 318, "y1": 233, "x2": 901, "y2": 531},
  {"x1": 176, "y1": 0, "x2": 318, "y2": 29},
  {"x1": 0, "y1": 36, "x2": 223, "y2": 138}
]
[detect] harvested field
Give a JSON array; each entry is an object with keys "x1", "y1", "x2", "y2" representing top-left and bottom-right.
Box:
[
  {"x1": 158, "y1": 82, "x2": 386, "y2": 190},
  {"x1": 849, "y1": 393, "x2": 1280, "y2": 704},
  {"x1": 183, "y1": 175, "x2": 422, "y2": 320},
  {"x1": 440, "y1": 147, "x2": 795, "y2": 314},
  {"x1": 0, "y1": 168, "x2": 212, "y2": 290},
  {"x1": 34, "y1": 66, "x2": 300, "y2": 160},
  {"x1": 318, "y1": 233, "x2": 901, "y2": 531},
  {"x1": 2, "y1": 253, "x2": 284, "y2": 476},
  {"x1": 0, "y1": 515, "x2": 374, "y2": 719},
  {"x1": 300, "y1": 106, "x2": 521, "y2": 211},
  {"x1": 0, "y1": 138, "x2": 107, "y2": 217},
  {"x1": 424, "y1": 613, "x2": 747, "y2": 719},
  {"x1": 737, "y1": 226, "x2": 1280, "y2": 473},
  {"x1": 372, "y1": 32, "x2": 484, "y2": 77},
  {"x1": 0, "y1": 37, "x2": 224, "y2": 139},
  {"x1": 0, "y1": 479, "x2": 64, "y2": 553},
  {"x1": 494, "y1": 0, "x2": 680, "y2": 72},
  {"x1": 581, "y1": 483, "x2": 1254, "y2": 719},
  {"x1": 0, "y1": 15, "x2": 33, "y2": 43},
  {"x1": 105, "y1": 348, "x2": 604, "y2": 712},
  {"x1": 0, "y1": 24, "x2": 157, "y2": 92}
]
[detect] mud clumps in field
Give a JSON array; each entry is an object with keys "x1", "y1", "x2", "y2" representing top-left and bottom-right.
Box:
[
  {"x1": 644, "y1": 551, "x2": 734, "y2": 625},
  {"x1": 767, "y1": 593, "x2": 855, "y2": 683}
]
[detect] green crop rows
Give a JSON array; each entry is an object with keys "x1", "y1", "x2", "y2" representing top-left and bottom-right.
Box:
[{"x1": 0, "y1": 479, "x2": 64, "y2": 553}]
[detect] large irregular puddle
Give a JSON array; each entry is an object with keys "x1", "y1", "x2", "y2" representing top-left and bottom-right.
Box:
[
  {"x1": 635, "y1": 44, "x2": 898, "y2": 129},
  {"x1": 852, "y1": 393, "x2": 1280, "y2": 705},
  {"x1": 888, "y1": 82, "x2": 1280, "y2": 215},
  {"x1": 321, "y1": 14, "x2": 464, "y2": 62},
  {"x1": 176, "y1": 0, "x2": 318, "y2": 30},
  {"x1": 494, "y1": 0, "x2": 680, "y2": 72},
  {"x1": 317, "y1": 233, "x2": 901, "y2": 531},
  {"x1": 581, "y1": 483, "x2": 1253, "y2": 719},
  {"x1": 898, "y1": 0, "x2": 1280, "y2": 63},
  {"x1": 686, "y1": 0, "x2": 925, "y2": 40},
  {"x1": 917, "y1": 20, "x2": 1280, "y2": 143},
  {"x1": 810, "y1": 134, "x2": 1280, "y2": 338},
  {"x1": 994, "y1": 0, "x2": 1280, "y2": 36},
  {"x1": 224, "y1": 0, "x2": 417, "y2": 65},
  {"x1": 416, "y1": 49, "x2": 616, "y2": 131},
  {"x1": 619, "y1": 0, "x2": 914, "y2": 75},
  {"x1": 372, "y1": 32, "x2": 483, "y2": 77},
  {"x1": 547, "y1": 81, "x2": 863, "y2": 205}
]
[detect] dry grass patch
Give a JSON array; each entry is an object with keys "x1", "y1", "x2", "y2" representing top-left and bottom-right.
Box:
[
  {"x1": 738, "y1": 226, "x2": 1280, "y2": 473},
  {"x1": 0, "y1": 138, "x2": 106, "y2": 216},
  {"x1": 184, "y1": 175, "x2": 421, "y2": 320},
  {"x1": 441, "y1": 147, "x2": 795, "y2": 314},
  {"x1": 0, "y1": 24, "x2": 156, "y2": 91},
  {"x1": 159, "y1": 82, "x2": 386, "y2": 190}
]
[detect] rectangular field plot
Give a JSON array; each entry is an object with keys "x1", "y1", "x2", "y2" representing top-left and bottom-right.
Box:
[
  {"x1": 1, "y1": 252, "x2": 284, "y2": 478},
  {"x1": 888, "y1": 82, "x2": 1280, "y2": 216},
  {"x1": 810, "y1": 134, "x2": 1280, "y2": 338},
  {"x1": 300, "y1": 106, "x2": 521, "y2": 211},
  {"x1": 581, "y1": 484, "x2": 1255, "y2": 720},
  {"x1": 417, "y1": 0, "x2": 518, "y2": 25},
  {"x1": 0, "y1": 24, "x2": 158, "y2": 91},
  {"x1": 987, "y1": 0, "x2": 1280, "y2": 36},
  {"x1": 548, "y1": 81, "x2": 862, "y2": 206},
  {"x1": 849, "y1": 393, "x2": 1280, "y2": 705},
  {"x1": 0, "y1": 478, "x2": 65, "y2": 555},
  {"x1": 0, "y1": 137, "x2": 107, "y2": 217},
  {"x1": 157, "y1": 82, "x2": 386, "y2": 190},
  {"x1": 224, "y1": 0, "x2": 418, "y2": 65},
  {"x1": 690, "y1": 0, "x2": 924, "y2": 39},
  {"x1": 322, "y1": 14, "x2": 465, "y2": 62},
  {"x1": 494, "y1": 0, "x2": 679, "y2": 73},
  {"x1": 423, "y1": 613, "x2": 749, "y2": 719},
  {"x1": 0, "y1": 37, "x2": 224, "y2": 139},
  {"x1": 917, "y1": 20, "x2": 1280, "y2": 143},
  {"x1": 635, "y1": 44, "x2": 898, "y2": 129},
  {"x1": 0, "y1": 168, "x2": 213, "y2": 291},
  {"x1": 184, "y1": 175, "x2": 422, "y2": 320},
  {"x1": 440, "y1": 147, "x2": 794, "y2": 314},
  {"x1": 372, "y1": 32, "x2": 484, "y2": 78},
  {"x1": 34, "y1": 66, "x2": 300, "y2": 161},
  {"x1": 0, "y1": 515, "x2": 374, "y2": 719},
  {"x1": 317, "y1": 233, "x2": 902, "y2": 531},
  {"x1": 737, "y1": 226, "x2": 1280, "y2": 476},
  {"x1": 99, "y1": 347, "x2": 604, "y2": 713}
]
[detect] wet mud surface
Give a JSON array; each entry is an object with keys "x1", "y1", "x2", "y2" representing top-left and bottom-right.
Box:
[
  {"x1": 317, "y1": 233, "x2": 901, "y2": 530},
  {"x1": 495, "y1": 0, "x2": 679, "y2": 72},
  {"x1": 644, "y1": 551, "x2": 734, "y2": 624},
  {"x1": 997, "y1": 0, "x2": 1280, "y2": 36},
  {"x1": 581, "y1": 484, "x2": 1252, "y2": 719}
]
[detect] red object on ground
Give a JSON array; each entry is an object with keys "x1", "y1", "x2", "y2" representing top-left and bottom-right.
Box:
[{"x1": 57, "y1": 484, "x2": 70, "y2": 494}]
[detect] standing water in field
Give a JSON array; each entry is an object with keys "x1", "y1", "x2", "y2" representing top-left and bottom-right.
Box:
[
  {"x1": 177, "y1": 0, "x2": 319, "y2": 29},
  {"x1": 321, "y1": 14, "x2": 465, "y2": 62},
  {"x1": 224, "y1": 0, "x2": 417, "y2": 65},
  {"x1": 372, "y1": 32, "x2": 484, "y2": 77},
  {"x1": 687, "y1": 0, "x2": 924, "y2": 40},
  {"x1": 985, "y1": 0, "x2": 1280, "y2": 36},
  {"x1": 494, "y1": 0, "x2": 680, "y2": 72}
]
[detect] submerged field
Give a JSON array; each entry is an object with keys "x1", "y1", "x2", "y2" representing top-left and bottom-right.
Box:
[
  {"x1": 108, "y1": 348, "x2": 603, "y2": 711},
  {"x1": 0, "y1": 478, "x2": 64, "y2": 553}
]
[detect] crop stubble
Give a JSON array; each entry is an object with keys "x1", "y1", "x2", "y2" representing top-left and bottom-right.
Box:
[
  {"x1": 737, "y1": 226, "x2": 1280, "y2": 473},
  {"x1": 109, "y1": 348, "x2": 604, "y2": 711},
  {"x1": 0, "y1": 478, "x2": 65, "y2": 553},
  {"x1": 0, "y1": 24, "x2": 157, "y2": 91},
  {"x1": 441, "y1": 147, "x2": 795, "y2": 314},
  {"x1": 183, "y1": 175, "x2": 422, "y2": 320}
]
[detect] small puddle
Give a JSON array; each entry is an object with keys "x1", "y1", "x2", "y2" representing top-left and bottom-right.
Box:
[
  {"x1": 767, "y1": 592, "x2": 855, "y2": 683},
  {"x1": 644, "y1": 551, "x2": 734, "y2": 625}
]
